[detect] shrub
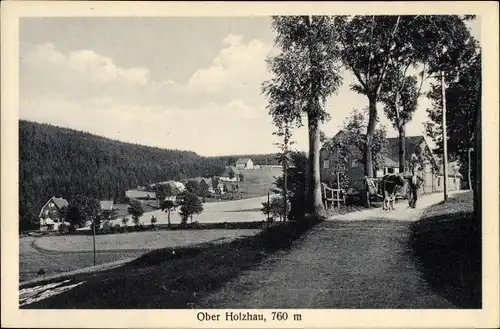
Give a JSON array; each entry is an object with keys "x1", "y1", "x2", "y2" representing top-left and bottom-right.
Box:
[
  {"x1": 113, "y1": 223, "x2": 123, "y2": 233},
  {"x1": 58, "y1": 223, "x2": 69, "y2": 234},
  {"x1": 101, "y1": 220, "x2": 113, "y2": 234}
]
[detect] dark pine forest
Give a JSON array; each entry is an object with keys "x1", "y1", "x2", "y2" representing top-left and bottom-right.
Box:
[{"x1": 19, "y1": 120, "x2": 279, "y2": 230}]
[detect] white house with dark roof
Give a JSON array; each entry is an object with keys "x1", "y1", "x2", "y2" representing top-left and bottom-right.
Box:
[
  {"x1": 235, "y1": 158, "x2": 254, "y2": 169},
  {"x1": 39, "y1": 196, "x2": 70, "y2": 231}
]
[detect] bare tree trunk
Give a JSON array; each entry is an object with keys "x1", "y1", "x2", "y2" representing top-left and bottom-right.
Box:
[
  {"x1": 398, "y1": 125, "x2": 406, "y2": 173},
  {"x1": 308, "y1": 113, "x2": 327, "y2": 219},
  {"x1": 305, "y1": 116, "x2": 314, "y2": 213},
  {"x1": 365, "y1": 94, "x2": 378, "y2": 178}
]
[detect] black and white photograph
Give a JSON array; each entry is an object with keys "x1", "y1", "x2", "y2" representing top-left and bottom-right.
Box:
[{"x1": 2, "y1": 1, "x2": 499, "y2": 328}]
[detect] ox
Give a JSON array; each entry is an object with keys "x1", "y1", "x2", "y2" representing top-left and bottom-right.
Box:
[{"x1": 379, "y1": 173, "x2": 406, "y2": 210}]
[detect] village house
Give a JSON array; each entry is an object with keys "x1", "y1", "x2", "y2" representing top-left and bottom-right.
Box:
[
  {"x1": 320, "y1": 133, "x2": 462, "y2": 195},
  {"x1": 220, "y1": 166, "x2": 241, "y2": 182},
  {"x1": 39, "y1": 196, "x2": 69, "y2": 231},
  {"x1": 235, "y1": 158, "x2": 254, "y2": 169}
]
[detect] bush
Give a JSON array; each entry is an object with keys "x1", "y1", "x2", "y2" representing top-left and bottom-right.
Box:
[
  {"x1": 101, "y1": 220, "x2": 113, "y2": 234},
  {"x1": 113, "y1": 223, "x2": 123, "y2": 233},
  {"x1": 58, "y1": 223, "x2": 69, "y2": 234}
]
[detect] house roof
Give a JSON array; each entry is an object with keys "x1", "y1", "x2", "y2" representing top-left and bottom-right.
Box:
[
  {"x1": 381, "y1": 155, "x2": 399, "y2": 168},
  {"x1": 38, "y1": 197, "x2": 69, "y2": 218},
  {"x1": 236, "y1": 158, "x2": 252, "y2": 164},
  {"x1": 112, "y1": 204, "x2": 130, "y2": 218},
  {"x1": 52, "y1": 197, "x2": 69, "y2": 209},
  {"x1": 386, "y1": 136, "x2": 422, "y2": 165},
  {"x1": 99, "y1": 200, "x2": 114, "y2": 211},
  {"x1": 223, "y1": 166, "x2": 240, "y2": 176}
]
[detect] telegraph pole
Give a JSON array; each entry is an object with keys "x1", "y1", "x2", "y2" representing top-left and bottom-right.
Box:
[
  {"x1": 441, "y1": 70, "x2": 449, "y2": 201},
  {"x1": 92, "y1": 217, "x2": 96, "y2": 266},
  {"x1": 283, "y1": 159, "x2": 288, "y2": 222}
]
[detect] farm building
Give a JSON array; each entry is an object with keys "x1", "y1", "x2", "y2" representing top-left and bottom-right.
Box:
[
  {"x1": 235, "y1": 158, "x2": 254, "y2": 169},
  {"x1": 221, "y1": 166, "x2": 241, "y2": 182},
  {"x1": 99, "y1": 200, "x2": 114, "y2": 212},
  {"x1": 320, "y1": 133, "x2": 462, "y2": 195},
  {"x1": 38, "y1": 197, "x2": 70, "y2": 232},
  {"x1": 111, "y1": 203, "x2": 131, "y2": 218}
]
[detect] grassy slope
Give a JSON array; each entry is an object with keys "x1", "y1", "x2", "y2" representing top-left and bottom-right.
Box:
[
  {"x1": 409, "y1": 191, "x2": 481, "y2": 308},
  {"x1": 21, "y1": 216, "x2": 322, "y2": 309}
]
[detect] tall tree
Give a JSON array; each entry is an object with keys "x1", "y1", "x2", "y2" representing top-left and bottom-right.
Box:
[
  {"x1": 179, "y1": 191, "x2": 203, "y2": 224},
  {"x1": 161, "y1": 199, "x2": 176, "y2": 227},
  {"x1": 322, "y1": 109, "x2": 388, "y2": 187},
  {"x1": 66, "y1": 205, "x2": 84, "y2": 230},
  {"x1": 273, "y1": 116, "x2": 295, "y2": 221},
  {"x1": 269, "y1": 151, "x2": 308, "y2": 221},
  {"x1": 263, "y1": 16, "x2": 343, "y2": 218},
  {"x1": 72, "y1": 195, "x2": 100, "y2": 227},
  {"x1": 185, "y1": 180, "x2": 201, "y2": 194},
  {"x1": 338, "y1": 15, "x2": 403, "y2": 177},
  {"x1": 418, "y1": 16, "x2": 480, "y2": 188},
  {"x1": 128, "y1": 201, "x2": 144, "y2": 227},
  {"x1": 380, "y1": 67, "x2": 423, "y2": 172}
]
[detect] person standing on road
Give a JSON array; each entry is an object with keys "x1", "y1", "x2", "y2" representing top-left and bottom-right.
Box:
[{"x1": 409, "y1": 172, "x2": 424, "y2": 208}]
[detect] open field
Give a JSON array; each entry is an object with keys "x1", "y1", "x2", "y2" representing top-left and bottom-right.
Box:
[
  {"x1": 20, "y1": 196, "x2": 270, "y2": 283},
  {"x1": 21, "y1": 215, "x2": 321, "y2": 308},
  {"x1": 20, "y1": 229, "x2": 260, "y2": 283},
  {"x1": 34, "y1": 229, "x2": 261, "y2": 253}
]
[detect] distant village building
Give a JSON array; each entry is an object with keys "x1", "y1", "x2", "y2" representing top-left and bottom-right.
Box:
[
  {"x1": 320, "y1": 133, "x2": 462, "y2": 194},
  {"x1": 39, "y1": 197, "x2": 69, "y2": 231},
  {"x1": 221, "y1": 166, "x2": 241, "y2": 182},
  {"x1": 235, "y1": 158, "x2": 254, "y2": 169},
  {"x1": 99, "y1": 200, "x2": 114, "y2": 212}
]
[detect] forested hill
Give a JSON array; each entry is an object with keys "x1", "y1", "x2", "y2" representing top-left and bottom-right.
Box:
[{"x1": 19, "y1": 120, "x2": 278, "y2": 230}]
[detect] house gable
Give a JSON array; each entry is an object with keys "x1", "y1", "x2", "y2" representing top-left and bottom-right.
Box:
[{"x1": 38, "y1": 196, "x2": 68, "y2": 218}]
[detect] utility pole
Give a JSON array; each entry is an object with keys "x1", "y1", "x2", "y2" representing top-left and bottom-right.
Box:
[
  {"x1": 267, "y1": 190, "x2": 270, "y2": 227},
  {"x1": 468, "y1": 147, "x2": 472, "y2": 190},
  {"x1": 92, "y1": 217, "x2": 96, "y2": 266},
  {"x1": 441, "y1": 70, "x2": 449, "y2": 201},
  {"x1": 283, "y1": 158, "x2": 288, "y2": 222}
]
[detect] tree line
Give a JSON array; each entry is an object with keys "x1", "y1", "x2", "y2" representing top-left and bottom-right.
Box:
[
  {"x1": 19, "y1": 120, "x2": 276, "y2": 231},
  {"x1": 263, "y1": 15, "x2": 481, "y2": 218}
]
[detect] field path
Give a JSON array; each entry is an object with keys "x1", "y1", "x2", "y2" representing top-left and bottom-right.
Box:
[{"x1": 200, "y1": 192, "x2": 463, "y2": 308}]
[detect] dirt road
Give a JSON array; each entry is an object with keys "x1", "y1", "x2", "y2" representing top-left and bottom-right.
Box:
[{"x1": 200, "y1": 192, "x2": 462, "y2": 308}]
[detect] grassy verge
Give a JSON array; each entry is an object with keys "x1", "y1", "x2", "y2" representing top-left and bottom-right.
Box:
[
  {"x1": 21, "y1": 215, "x2": 322, "y2": 309},
  {"x1": 409, "y1": 191, "x2": 481, "y2": 308}
]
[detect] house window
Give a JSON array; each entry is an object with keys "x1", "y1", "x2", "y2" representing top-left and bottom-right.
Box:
[
  {"x1": 438, "y1": 177, "x2": 441, "y2": 186},
  {"x1": 387, "y1": 167, "x2": 395, "y2": 174},
  {"x1": 323, "y1": 160, "x2": 330, "y2": 169}
]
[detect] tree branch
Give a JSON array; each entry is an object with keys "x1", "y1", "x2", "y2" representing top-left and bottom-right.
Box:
[
  {"x1": 375, "y1": 16, "x2": 401, "y2": 96},
  {"x1": 416, "y1": 62, "x2": 426, "y2": 96},
  {"x1": 366, "y1": 15, "x2": 376, "y2": 83},
  {"x1": 340, "y1": 37, "x2": 369, "y2": 92}
]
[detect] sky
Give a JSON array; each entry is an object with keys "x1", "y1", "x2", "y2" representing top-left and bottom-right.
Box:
[{"x1": 19, "y1": 17, "x2": 481, "y2": 156}]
